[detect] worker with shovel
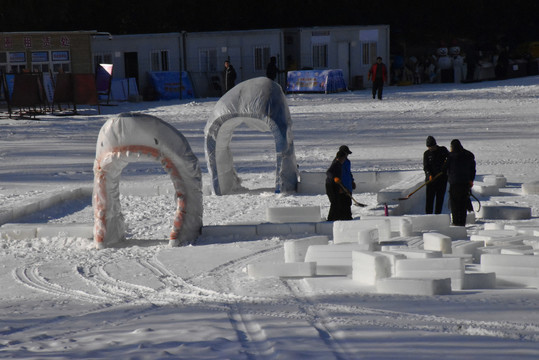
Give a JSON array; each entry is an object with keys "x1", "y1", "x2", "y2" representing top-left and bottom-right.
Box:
[
  {"x1": 423, "y1": 136, "x2": 449, "y2": 214},
  {"x1": 326, "y1": 149, "x2": 353, "y2": 221}
]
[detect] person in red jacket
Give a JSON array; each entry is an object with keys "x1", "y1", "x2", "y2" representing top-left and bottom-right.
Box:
[{"x1": 368, "y1": 56, "x2": 388, "y2": 100}]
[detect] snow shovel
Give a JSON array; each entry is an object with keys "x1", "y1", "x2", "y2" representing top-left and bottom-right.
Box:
[
  {"x1": 469, "y1": 191, "x2": 482, "y2": 212},
  {"x1": 396, "y1": 172, "x2": 443, "y2": 201},
  {"x1": 337, "y1": 181, "x2": 367, "y2": 207}
]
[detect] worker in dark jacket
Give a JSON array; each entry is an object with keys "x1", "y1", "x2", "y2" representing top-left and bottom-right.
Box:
[
  {"x1": 266, "y1": 56, "x2": 280, "y2": 81},
  {"x1": 326, "y1": 150, "x2": 352, "y2": 221},
  {"x1": 423, "y1": 136, "x2": 449, "y2": 214},
  {"x1": 223, "y1": 60, "x2": 237, "y2": 93},
  {"x1": 367, "y1": 56, "x2": 388, "y2": 100},
  {"x1": 443, "y1": 139, "x2": 476, "y2": 226}
]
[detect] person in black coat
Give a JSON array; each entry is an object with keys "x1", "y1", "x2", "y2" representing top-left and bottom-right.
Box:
[
  {"x1": 326, "y1": 150, "x2": 352, "y2": 221},
  {"x1": 266, "y1": 56, "x2": 279, "y2": 81},
  {"x1": 223, "y1": 60, "x2": 237, "y2": 93},
  {"x1": 444, "y1": 139, "x2": 476, "y2": 226},
  {"x1": 423, "y1": 136, "x2": 449, "y2": 214}
]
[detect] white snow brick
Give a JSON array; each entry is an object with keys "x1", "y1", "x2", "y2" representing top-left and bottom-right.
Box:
[
  {"x1": 522, "y1": 180, "x2": 539, "y2": 195},
  {"x1": 440, "y1": 225, "x2": 468, "y2": 240},
  {"x1": 376, "y1": 277, "x2": 452, "y2": 296},
  {"x1": 475, "y1": 245, "x2": 534, "y2": 260},
  {"x1": 484, "y1": 222, "x2": 505, "y2": 230},
  {"x1": 201, "y1": 224, "x2": 257, "y2": 238},
  {"x1": 297, "y1": 171, "x2": 326, "y2": 194},
  {"x1": 523, "y1": 239, "x2": 539, "y2": 250},
  {"x1": 36, "y1": 223, "x2": 94, "y2": 239},
  {"x1": 477, "y1": 229, "x2": 519, "y2": 238},
  {"x1": 266, "y1": 206, "x2": 323, "y2": 223},
  {"x1": 504, "y1": 222, "x2": 539, "y2": 236},
  {"x1": 500, "y1": 247, "x2": 535, "y2": 255},
  {"x1": 444, "y1": 253, "x2": 473, "y2": 264},
  {"x1": 352, "y1": 251, "x2": 406, "y2": 285},
  {"x1": 400, "y1": 218, "x2": 413, "y2": 236},
  {"x1": 476, "y1": 205, "x2": 531, "y2": 220},
  {"x1": 390, "y1": 248, "x2": 442, "y2": 259},
  {"x1": 361, "y1": 215, "x2": 412, "y2": 235},
  {"x1": 482, "y1": 174, "x2": 507, "y2": 188},
  {"x1": 471, "y1": 233, "x2": 530, "y2": 246},
  {"x1": 357, "y1": 228, "x2": 379, "y2": 245},
  {"x1": 423, "y1": 233, "x2": 452, "y2": 254},
  {"x1": 288, "y1": 223, "x2": 317, "y2": 234},
  {"x1": 333, "y1": 219, "x2": 391, "y2": 244},
  {"x1": 0, "y1": 224, "x2": 38, "y2": 240},
  {"x1": 395, "y1": 257, "x2": 464, "y2": 290},
  {"x1": 352, "y1": 251, "x2": 388, "y2": 285},
  {"x1": 461, "y1": 272, "x2": 496, "y2": 289},
  {"x1": 247, "y1": 262, "x2": 316, "y2": 278},
  {"x1": 452, "y1": 240, "x2": 485, "y2": 263},
  {"x1": 257, "y1": 223, "x2": 292, "y2": 236},
  {"x1": 305, "y1": 243, "x2": 370, "y2": 276},
  {"x1": 405, "y1": 214, "x2": 451, "y2": 233},
  {"x1": 284, "y1": 236, "x2": 329, "y2": 263},
  {"x1": 315, "y1": 221, "x2": 334, "y2": 236},
  {"x1": 472, "y1": 182, "x2": 499, "y2": 196},
  {"x1": 379, "y1": 236, "x2": 423, "y2": 251},
  {"x1": 481, "y1": 254, "x2": 539, "y2": 288}
]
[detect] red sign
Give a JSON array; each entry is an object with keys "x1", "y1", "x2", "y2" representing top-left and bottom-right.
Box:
[{"x1": 24, "y1": 36, "x2": 32, "y2": 49}]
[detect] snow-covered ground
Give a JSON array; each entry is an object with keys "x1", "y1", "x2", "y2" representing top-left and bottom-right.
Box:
[{"x1": 1, "y1": 76, "x2": 539, "y2": 359}]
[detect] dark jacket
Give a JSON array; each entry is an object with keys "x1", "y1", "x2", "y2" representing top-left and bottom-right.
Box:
[
  {"x1": 368, "y1": 63, "x2": 387, "y2": 82},
  {"x1": 266, "y1": 59, "x2": 279, "y2": 80},
  {"x1": 224, "y1": 64, "x2": 237, "y2": 92},
  {"x1": 444, "y1": 143, "x2": 476, "y2": 184},
  {"x1": 423, "y1": 145, "x2": 449, "y2": 181},
  {"x1": 326, "y1": 159, "x2": 343, "y2": 185}
]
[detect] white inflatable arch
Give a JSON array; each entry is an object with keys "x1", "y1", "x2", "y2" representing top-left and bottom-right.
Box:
[
  {"x1": 93, "y1": 113, "x2": 202, "y2": 249},
  {"x1": 205, "y1": 77, "x2": 299, "y2": 195}
]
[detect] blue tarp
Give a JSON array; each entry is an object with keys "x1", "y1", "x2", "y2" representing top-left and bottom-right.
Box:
[
  {"x1": 149, "y1": 71, "x2": 195, "y2": 100},
  {"x1": 286, "y1": 69, "x2": 347, "y2": 93}
]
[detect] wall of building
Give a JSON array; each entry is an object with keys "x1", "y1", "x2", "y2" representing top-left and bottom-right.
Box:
[
  {"x1": 91, "y1": 33, "x2": 182, "y2": 97},
  {"x1": 0, "y1": 31, "x2": 95, "y2": 74}
]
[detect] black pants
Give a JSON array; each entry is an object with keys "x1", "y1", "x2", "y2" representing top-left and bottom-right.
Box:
[
  {"x1": 372, "y1": 78, "x2": 384, "y2": 99},
  {"x1": 449, "y1": 183, "x2": 470, "y2": 226},
  {"x1": 426, "y1": 177, "x2": 447, "y2": 214},
  {"x1": 326, "y1": 183, "x2": 352, "y2": 221}
]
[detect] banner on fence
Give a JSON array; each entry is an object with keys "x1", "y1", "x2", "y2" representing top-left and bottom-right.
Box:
[{"x1": 150, "y1": 71, "x2": 194, "y2": 100}]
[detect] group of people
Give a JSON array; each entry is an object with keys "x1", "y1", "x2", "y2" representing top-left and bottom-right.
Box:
[
  {"x1": 224, "y1": 56, "x2": 388, "y2": 99},
  {"x1": 326, "y1": 137, "x2": 476, "y2": 227},
  {"x1": 423, "y1": 136, "x2": 476, "y2": 226}
]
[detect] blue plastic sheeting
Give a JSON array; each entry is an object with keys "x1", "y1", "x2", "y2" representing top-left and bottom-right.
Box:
[
  {"x1": 205, "y1": 77, "x2": 299, "y2": 195},
  {"x1": 149, "y1": 71, "x2": 195, "y2": 100},
  {"x1": 286, "y1": 69, "x2": 347, "y2": 93}
]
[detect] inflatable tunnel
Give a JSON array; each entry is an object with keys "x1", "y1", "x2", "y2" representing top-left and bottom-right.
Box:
[
  {"x1": 205, "y1": 77, "x2": 299, "y2": 195},
  {"x1": 93, "y1": 113, "x2": 202, "y2": 249}
]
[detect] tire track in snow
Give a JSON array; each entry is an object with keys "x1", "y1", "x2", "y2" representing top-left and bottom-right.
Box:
[
  {"x1": 310, "y1": 302, "x2": 539, "y2": 342},
  {"x1": 13, "y1": 263, "x2": 117, "y2": 304},
  {"x1": 179, "y1": 245, "x2": 283, "y2": 359},
  {"x1": 282, "y1": 280, "x2": 357, "y2": 360}
]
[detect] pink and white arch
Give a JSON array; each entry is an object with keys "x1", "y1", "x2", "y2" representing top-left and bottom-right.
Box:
[{"x1": 92, "y1": 113, "x2": 202, "y2": 249}]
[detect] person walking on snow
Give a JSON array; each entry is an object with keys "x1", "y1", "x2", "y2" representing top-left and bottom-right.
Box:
[
  {"x1": 423, "y1": 136, "x2": 449, "y2": 214},
  {"x1": 443, "y1": 139, "x2": 476, "y2": 226},
  {"x1": 368, "y1": 56, "x2": 388, "y2": 100},
  {"x1": 326, "y1": 150, "x2": 353, "y2": 221},
  {"x1": 266, "y1": 56, "x2": 280, "y2": 81},
  {"x1": 223, "y1": 60, "x2": 237, "y2": 93}
]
